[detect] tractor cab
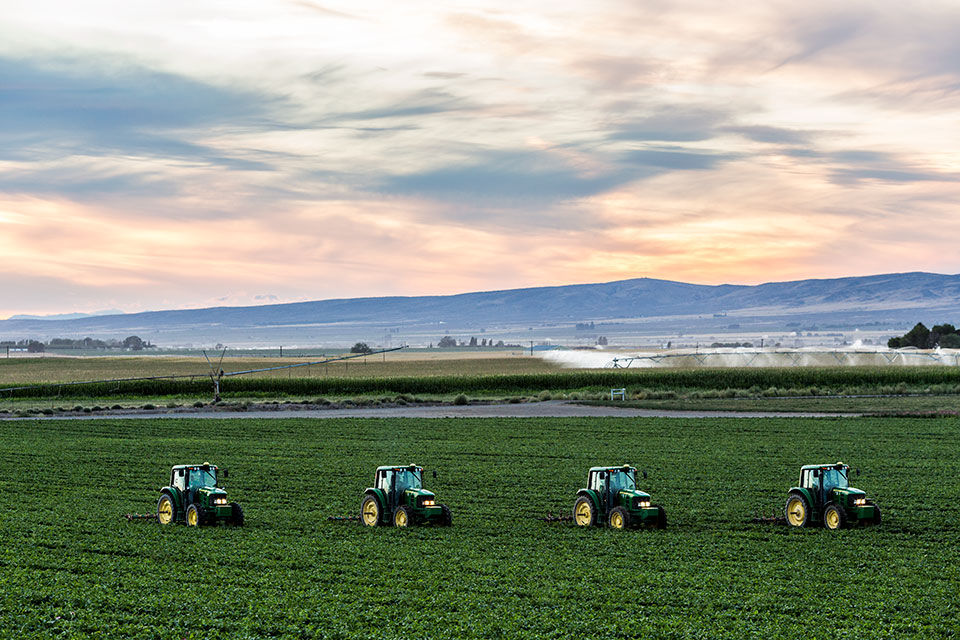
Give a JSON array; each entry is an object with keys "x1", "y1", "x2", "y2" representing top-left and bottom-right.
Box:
[
  {"x1": 786, "y1": 462, "x2": 880, "y2": 530},
  {"x1": 157, "y1": 463, "x2": 243, "y2": 527},
  {"x1": 361, "y1": 464, "x2": 452, "y2": 527},
  {"x1": 574, "y1": 465, "x2": 666, "y2": 530}
]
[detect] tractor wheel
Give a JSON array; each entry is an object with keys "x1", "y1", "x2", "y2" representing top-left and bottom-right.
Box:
[
  {"x1": 186, "y1": 504, "x2": 203, "y2": 527},
  {"x1": 439, "y1": 504, "x2": 453, "y2": 526},
  {"x1": 823, "y1": 503, "x2": 847, "y2": 530},
  {"x1": 573, "y1": 496, "x2": 597, "y2": 527},
  {"x1": 393, "y1": 505, "x2": 414, "y2": 528},
  {"x1": 867, "y1": 500, "x2": 882, "y2": 525},
  {"x1": 654, "y1": 505, "x2": 667, "y2": 530},
  {"x1": 360, "y1": 495, "x2": 381, "y2": 527},
  {"x1": 157, "y1": 494, "x2": 176, "y2": 525},
  {"x1": 230, "y1": 502, "x2": 244, "y2": 527},
  {"x1": 785, "y1": 491, "x2": 811, "y2": 528},
  {"x1": 609, "y1": 507, "x2": 631, "y2": 530}
]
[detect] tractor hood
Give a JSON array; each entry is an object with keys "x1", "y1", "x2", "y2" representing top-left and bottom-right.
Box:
[
  {"x1": 404, "y1": 488, "x2": 435, "y2": 499},
  {"x1": 197, "y1": 487, "x2": 227, "y2": 499},
  {"x1": 620, "y1": 489, "x2": 651, "y2": 500},
  {"x1": 831, "y1": 487, "x2": 865, "y2": 501}
]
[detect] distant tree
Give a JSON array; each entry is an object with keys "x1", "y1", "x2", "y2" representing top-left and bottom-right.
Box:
[
  {"x1": 437, "y1": 336, "x2": 457, "y2": 348},
  {"x1": 939, "y1": 333, "x2": 960, "y2": 348},
  {"x1": 597, "y1": 336, "x2": 608, "y2": 346},
  {"x1": 481, "y1": 338, "x2": 487, "y2": 347},
  {"x1": 469, "y1": 336, "x2": 478, "y2": 347},
  {"x1": 123, "y1": 335, "x2": 145, "y2": 351},
  {"x1": 495, "y1": 340, "x2": 505, "y2": 347},
  {"x1": 27, "y1": 340, "x2": 45, "y2": 353},
  {"x1": 350, "y1": 342, "x2": 373, "y2": 354}
]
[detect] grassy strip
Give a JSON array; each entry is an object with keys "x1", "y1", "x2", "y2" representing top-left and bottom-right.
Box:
[{"x1": 3, "y1": 366, "x2": 960, "y2": 399}]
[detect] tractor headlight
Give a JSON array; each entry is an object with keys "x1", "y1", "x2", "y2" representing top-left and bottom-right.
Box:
[
  {"x1": 214, "y1": 497, "x2": 228, "y2": 506},
  {"x1": 421, "y1": 498, "x2": 435, "y2": 507},
  {"x1": 854, "y1": 498, "x2": 866, "y2": 507},
  {"x1": 634, "y1": 499, "x2": 651, "y2": 508}
]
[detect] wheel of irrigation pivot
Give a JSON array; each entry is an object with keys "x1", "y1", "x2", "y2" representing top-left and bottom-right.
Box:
[
  {"x1": 785, "y1": 491, "x2": 811, "y2": 528},
  {"x1": 360, "y1": 495, "x2": 381, "y2": 527},
  {"x1": 823, "y1": 503, "x2": 847, "y2": 530},
  {"x1": 393, "y1": 505, "x2": 413, "y2": 528},
  {"x1": 230, "y1": 502, "x2": 244, "y2": 526},
  {"x1": 186, "y1": 504, "x2": 202, "y2": 527},
  {"x1": 157, "y1": 494, "x2": 176, "y2": 525},
  {"x1": 609, "y1": 506, "x2": 631, "y2": 530},
  {"x1": 440, "y1": 504, "x2": 453, "y2": 526},
  {"x1": 573, "y1": 496, "x2": 597, "y2": 527},
  {"x1": 654, "y1": 505, "x2": 667, "y2": 530},
  {"x1": 867, "y1": 500, "x2": 882, "y2": 525}
]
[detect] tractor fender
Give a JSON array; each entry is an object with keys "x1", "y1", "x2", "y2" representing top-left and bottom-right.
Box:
[
  {"x1": 788, "y1": 486, "x2": 814, "y2": 509},
  {"x1": 363, "y1": 488, "x2": 387, "y2": 513},
  {"x1": 576, "y1": 489, "x2": 600, "y2": 513},
  {"x1": 160, "y1": 487, "x2": 183, "y2": 514}
]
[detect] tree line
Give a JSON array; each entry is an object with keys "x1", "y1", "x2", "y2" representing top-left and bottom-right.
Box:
[
  {"x1": 1, "y1": 336, "x2": 154, "y2": 352},
  {"x1": 888, "y1": 323, "x2": 960, "y2": 349}
]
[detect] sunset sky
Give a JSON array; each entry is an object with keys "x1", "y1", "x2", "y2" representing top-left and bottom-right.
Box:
[{"x1": 2, "y1": 1, "x2": 959, "y2": 317}]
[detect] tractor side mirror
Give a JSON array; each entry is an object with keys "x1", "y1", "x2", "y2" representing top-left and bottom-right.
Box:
[
  {"x1": 432, "y1": 470, "x2": 438, "y2": 479},
  {"x1": 855, "y1": 468, "x2": 860, "y2": 476},
  {"x1": 642, "y1": 470, "x2": 647, "y2": 479},
  {"x1": 223, "y1": 469, "x2": 229, "y2": 478}
]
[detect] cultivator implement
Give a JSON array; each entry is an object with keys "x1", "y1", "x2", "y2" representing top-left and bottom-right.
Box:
[
  {"x1": 749, "y1": 513, "x2": 786, "y2": 525},
  {"x1": 328, "y1": 515, "x2": 361, "y2": 522},
  {"x1": 539, "y1": 513, "x2": 574, "y2": 522},
  {"x1": 125, "y1": 513, "x2": 158, "y2": 522}
]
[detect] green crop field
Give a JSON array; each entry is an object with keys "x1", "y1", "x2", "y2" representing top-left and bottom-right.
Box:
[{"x1": 1, "y1": 416, "x2": 958, "y2": 639}]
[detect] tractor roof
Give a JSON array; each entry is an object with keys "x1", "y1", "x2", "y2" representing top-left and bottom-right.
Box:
[
  {"x1": 588, "y1": 464, "x2": 634, "y2": 473},
  {"x1": 172, "y1": 463, "x2": 218, "y2": 471},
  {"x1": 800, "y1": 462, "x2": 848, "y2": 471},
  {"x1": 376, "y1": 464, "x2": 421, "y2": 472}
]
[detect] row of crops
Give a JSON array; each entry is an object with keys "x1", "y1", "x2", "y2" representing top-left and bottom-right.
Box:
[
  {"x1": 1, "y1": 415, "x2": 958, "y2": 638},
  {"x1": 3, "y1": 365, "x2": 960, "y2": 398}
]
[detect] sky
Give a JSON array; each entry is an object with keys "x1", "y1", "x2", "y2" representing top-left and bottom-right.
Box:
[{"x1": 2, "y1": 0, "x2": 960, "y2": 317}]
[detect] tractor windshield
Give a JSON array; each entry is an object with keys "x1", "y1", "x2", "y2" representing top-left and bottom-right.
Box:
[
  {"x1": 821, "y1": 468, "x2": 848, "y2": 492},
  {"x1": 394, "y1": 469, "x2": 422, "y2": 493},
  {"x1": 188, "y1": 468, "x2": 217, "y2": 489},
  {"x1": 608, "y1": 469, "x2": 636, "y2": 492}
]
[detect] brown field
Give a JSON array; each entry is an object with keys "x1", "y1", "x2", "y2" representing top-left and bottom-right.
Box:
[{"x1": 0, "y1": 351, "x2": 562, "y2": 385}]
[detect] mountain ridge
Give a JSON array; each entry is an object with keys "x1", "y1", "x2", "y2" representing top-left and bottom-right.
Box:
[{"x1": 1, "y1": 272, "x2": 958, "y2": 347}]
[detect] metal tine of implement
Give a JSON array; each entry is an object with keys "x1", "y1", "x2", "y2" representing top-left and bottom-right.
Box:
[{"x1": 124, "y1": 513, "x2": 158, "y2": 522}]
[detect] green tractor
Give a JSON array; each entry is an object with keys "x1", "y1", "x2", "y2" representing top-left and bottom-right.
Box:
[
  {"x1": 157, "y1": 463, "x2": 244, "y2": 527},
  {"x1": 574, "y1": 465, "x2": 666, "y2": 530},
  {"x1": 785, "y1": 462, "x2": 881, "y2": 530},
  {"x1": 361, "y1": 464, "x2": 452, "y2": 527}
]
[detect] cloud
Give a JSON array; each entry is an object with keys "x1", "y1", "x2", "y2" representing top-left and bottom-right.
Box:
[{"x1": 0, "y1": 56, "x2": 285, "y2": 181}]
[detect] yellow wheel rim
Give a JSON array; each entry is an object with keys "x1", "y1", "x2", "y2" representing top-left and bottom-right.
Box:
[
  {"x1": 395, "y1": 509, "x2": 408, "y2": 527},
  {"x1": 362, "y1": 500, "x2": 379, "y2": 526},
  {"x1": 786, "y1": 498, "x2": 806, "y2": 527},
  {"x1": 610, "y1": 512, "x2": 624, "y2": 529},
  {"x1": 575, "y1": 501, "x2": 592, "y2": 526},
  {"x1": 825, "y1": 508, "x2": 840, "y2": 530},
  {"x1": 187, "y1": 507, "x2": 198, "y2": 527},
  {"x1": 158, "y1": 497, "x2": 173, "y2": 525}
]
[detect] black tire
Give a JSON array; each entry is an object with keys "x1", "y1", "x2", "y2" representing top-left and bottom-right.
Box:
[
  {"x1": 867, "y1": 500, "x2": 882, "y2": 525},
  {"x1": 654, "y1": 505, "x2": 667, "y2": 530},
  {"x1": 186, "y1": 503, "x2": 203, "y2": 527},
  {"x1": 393, "y1": 505, "x2": 414, "y2": 528},
  {"x1": 230, "y1": 502, "x2": 244, "y2": 526},
  {"x1": 785, "y1": 490, "x2": 811, "y2": 528},
  {"x1": 439, "y1": 504, "x2": 452, "y2": 526},
  {"x1": 360, "y1": 495, "x2": 381, "y2": 527},
  {"x1": 157, "y1": 493, "x2": 177, "y2": 525},
  {"x1": 823, "y1": 502, "x2": 847, "y2": 530},
  {"x1": 609, "y1": 506, "x2": 631, "y2": 530},
  {"x1": 573, "y1": 496, "x2": 598, "y2": 527}
]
